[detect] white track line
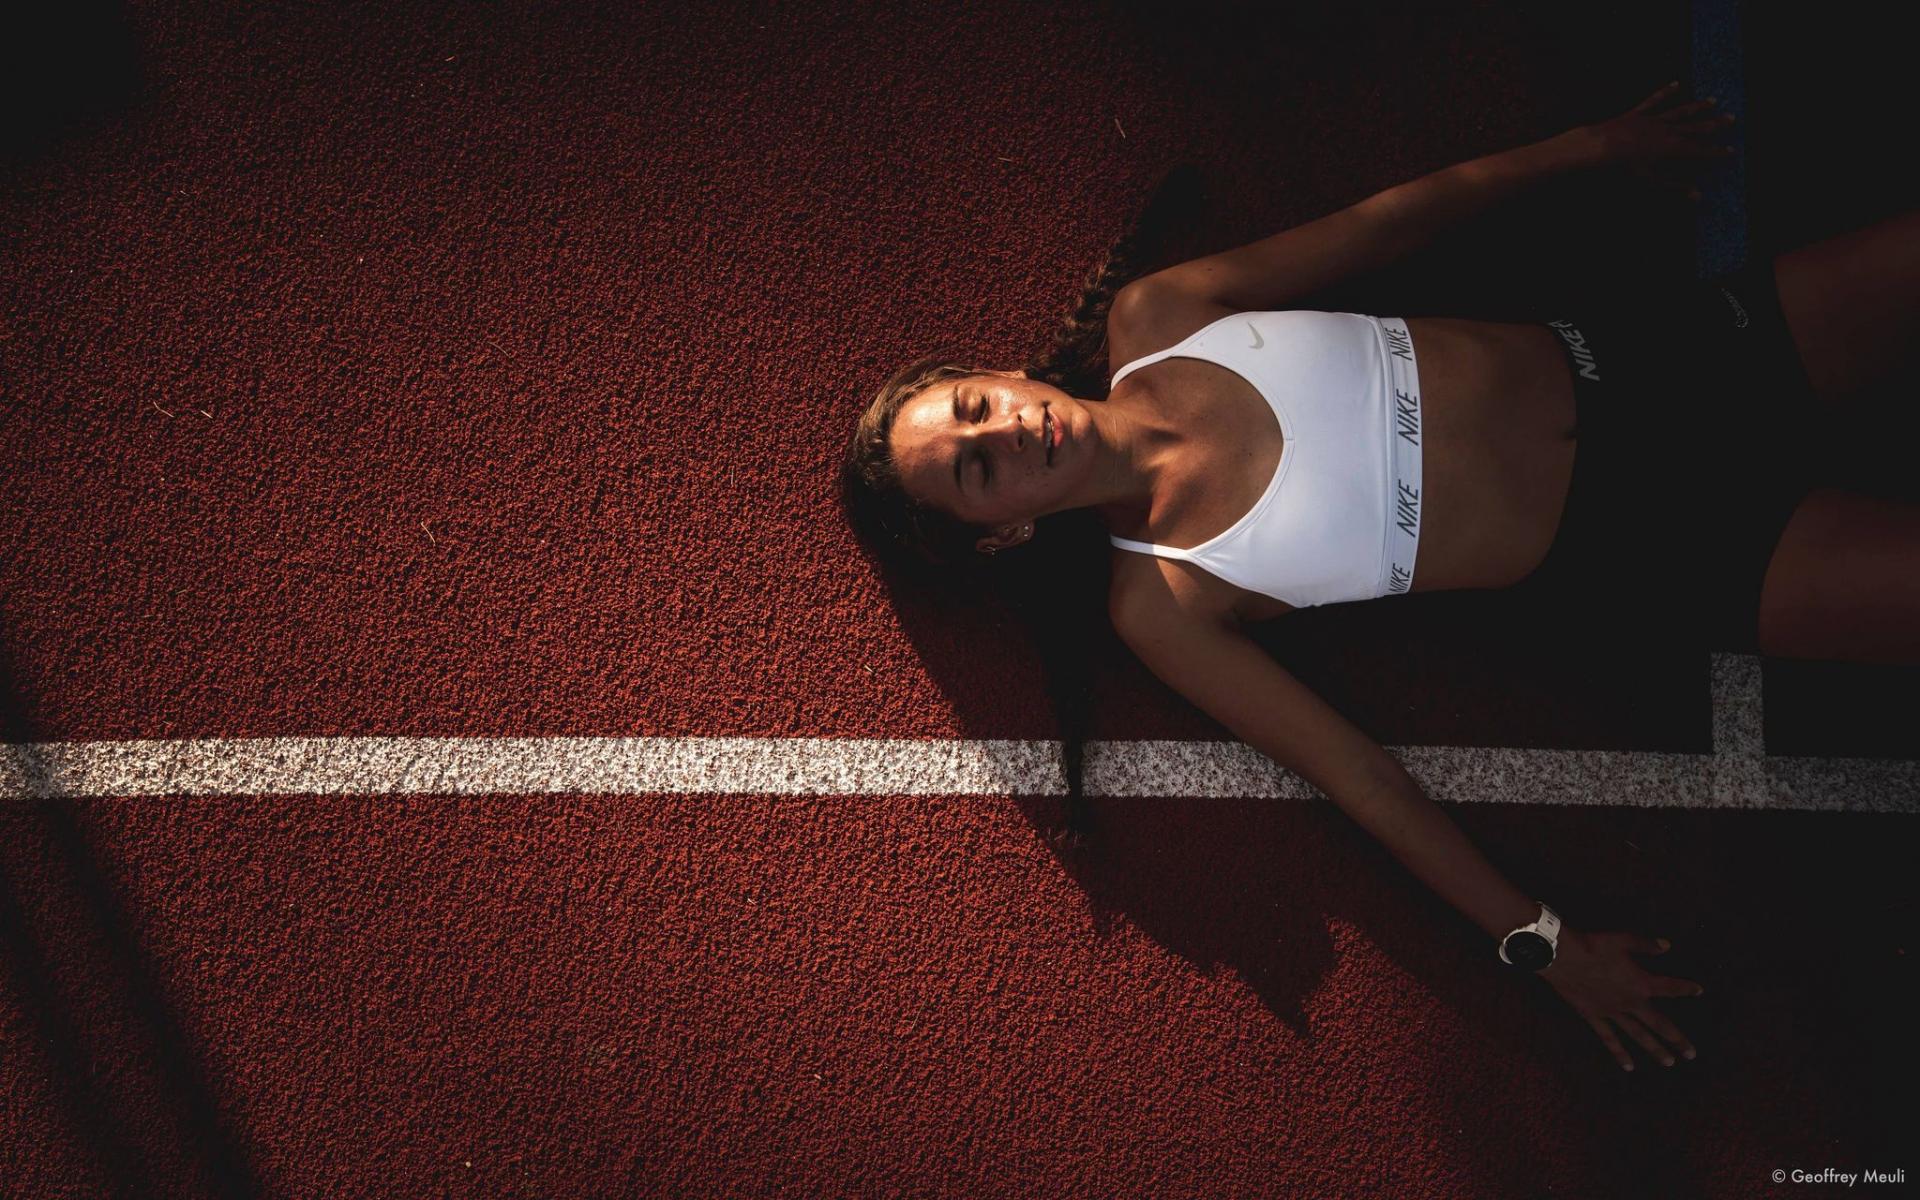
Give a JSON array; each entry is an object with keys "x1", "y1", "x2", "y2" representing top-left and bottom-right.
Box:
[{"x1": 2, "y1": 656, "x2": 1915, "y2": 811}]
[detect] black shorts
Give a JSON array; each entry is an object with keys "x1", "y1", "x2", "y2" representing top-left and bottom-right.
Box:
[{"x1": 1510, "y1": 258, "x2": 1823, "y2": 654}]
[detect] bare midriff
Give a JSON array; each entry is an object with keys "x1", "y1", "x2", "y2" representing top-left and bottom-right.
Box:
[{"x1": 1396, "y1": 316, "x2": 1579, "y2": 593}]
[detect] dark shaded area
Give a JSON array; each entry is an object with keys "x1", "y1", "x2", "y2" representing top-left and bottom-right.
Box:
[
  {"x1": 0, "y1": 4, "x2": 146, "y2": 169},
  {"x1": 1018, "y1": 790, "x2": 1916, "y2": 1187},
  {"x1": 1740, "y1": 4, "x2": 1920, "y2": 255},
  {"x1": 0, "y1": 832, "x2": 145, "y2": 1200}
]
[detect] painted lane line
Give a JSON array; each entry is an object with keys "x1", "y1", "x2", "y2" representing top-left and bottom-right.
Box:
[
  {"x1": 1086, "y1": 742, "x2": 1918, "y2": 812},
  {"x1": 0, "y1": 737, "x2": 1057, "y2": 800},
  {"x1": 3, "y1": 657, "x2": 1912, "y2": 810},
  {"x1": 1, "y1": 737, "x2": 1914, "y2": 812}
]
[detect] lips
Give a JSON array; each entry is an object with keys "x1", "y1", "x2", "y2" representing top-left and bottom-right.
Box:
[{"x1": 1043, "y1": 407, "x2": 1052, "y2": 465}]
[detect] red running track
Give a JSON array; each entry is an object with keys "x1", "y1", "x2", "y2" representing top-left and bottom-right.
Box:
[{"x1": 3, "y1": 2, "x2": 1916, "y2": 1197}]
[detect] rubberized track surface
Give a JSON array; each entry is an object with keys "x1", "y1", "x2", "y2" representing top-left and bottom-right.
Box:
[{"x1": 3, "y1": 2, "x2": 1916, "y2": 1197}]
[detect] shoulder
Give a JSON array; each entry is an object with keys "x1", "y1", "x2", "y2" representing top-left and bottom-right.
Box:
[
  {"x1": 1107, "y1": 274, "x2": 1237, "y2": 373},
  {"x1": 1109, "y1": 546, "x2": 1296, "y2": 637},
  {"x1": 1107, "y1": 549, "x2": 1240, "y2": 642}
]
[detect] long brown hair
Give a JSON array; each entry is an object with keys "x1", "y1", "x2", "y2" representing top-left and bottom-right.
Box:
[{"x1": 839, "y1": 166, "x2": 1204, "y2": 831}]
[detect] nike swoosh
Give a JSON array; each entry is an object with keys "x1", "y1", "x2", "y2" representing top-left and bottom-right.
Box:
[{"x1": 1247, "y1": 322, "x2": 1264, "y2": 349}]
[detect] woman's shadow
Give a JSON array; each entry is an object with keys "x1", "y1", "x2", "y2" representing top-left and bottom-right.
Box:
[
  {"x1": 1015, "y1": 793, "x2": 1358, "y2": 1035},
  {"x1": 1001, "y1": 587, "x2": 1722, "y2": 1042}
]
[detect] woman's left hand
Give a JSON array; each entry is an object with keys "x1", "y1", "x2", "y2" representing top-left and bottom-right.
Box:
[
  {"x1": 1540, "y1": 927, "x2": 1705, "y2": 1070},
  {"x1": 1580, "y1": 81, "x2": 1738, "y2": 201}
]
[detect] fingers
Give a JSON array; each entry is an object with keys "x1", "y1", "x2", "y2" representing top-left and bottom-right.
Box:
[
  {"x1": 1648, "y1": 973, "x2": 1706, "y2": 999},
  {"x1": 1665, "y1": 98, "x2": 1719, "y2": 120},
  {"x1": 1566, "y1": 932, "x2": 1709, "y2": 1072},
  {"x1": 1614, "y1": 1013, "x2": 1675, "y2": 1067},
  {"x1": 1633, "y1": 1006, "x2": 1698, "y2": 1062},
  {"x1": 1667, "y1": 96, "x2": 1736, "y2": 145},
  {"x1": 1590, "y1": 1005, "x2": 1703, "y2": 1071},
  {"x1": 1589, "y1": 1017, "x2": 1636, "y2": 1071},
  {"x1": 1630, "y1": 81, "x2": 1685, "y2": 114}
]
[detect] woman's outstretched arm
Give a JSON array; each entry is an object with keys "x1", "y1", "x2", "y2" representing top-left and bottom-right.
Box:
[
  {"x1": 1111, "y1": 583, "x2": 1705, "y2": 1070},
  {"x1": 1137, "y1": 82, "x2": 1733, "y2": 313}
]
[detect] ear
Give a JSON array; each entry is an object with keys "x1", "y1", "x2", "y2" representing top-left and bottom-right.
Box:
[{"x1": 973, "y1": 521, "x2": 1035, "y2": 555}]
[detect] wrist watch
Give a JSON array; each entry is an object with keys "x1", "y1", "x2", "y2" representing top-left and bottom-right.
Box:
[{"x1": 1498, "y1": 903, "x2": 1562, "y2": 970}]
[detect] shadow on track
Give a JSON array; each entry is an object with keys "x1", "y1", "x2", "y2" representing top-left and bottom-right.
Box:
[{"x1": 0, "y1": 644, "x2": 268, "y2": 1199}]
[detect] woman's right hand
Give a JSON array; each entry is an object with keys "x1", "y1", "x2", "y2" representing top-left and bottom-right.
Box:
[
  {"x1": 1580, "y1": 81, "x2": 1738, "y2": 201},
  {"x1": 1540, "y1": 927, "x2": 1706, "y2": 1070}
]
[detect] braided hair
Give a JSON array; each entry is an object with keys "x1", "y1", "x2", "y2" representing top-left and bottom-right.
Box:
[{"x1": 840, "y1": 166, "x2": 1204, "y2": 839}]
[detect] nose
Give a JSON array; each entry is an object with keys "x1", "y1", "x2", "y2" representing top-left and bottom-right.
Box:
[{"x1": 974, "y1": 408, "x2": 1026, "y2": 453}]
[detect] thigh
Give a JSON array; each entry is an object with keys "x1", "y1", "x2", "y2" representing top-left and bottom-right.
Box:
[
  {"x1": 1772, "y1": 209, "x2": 1920, "y2": 409},
  {"x1": 1757, "y1": 488, "x2": 1920, "y2": 665}
]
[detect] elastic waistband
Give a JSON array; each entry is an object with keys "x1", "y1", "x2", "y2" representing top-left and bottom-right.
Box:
[
  {"x1": 1379, "y1": 316, "x2": 1422, "y2": 596},
  {"x1": 1545, "y1": 318, "x2": 1606, "y2": 441},
  {"x1": 1547, "y1": 318, "x2": 1604, "y2": 390}
]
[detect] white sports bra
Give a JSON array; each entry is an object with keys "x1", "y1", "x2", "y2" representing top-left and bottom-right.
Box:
[{"x1": 1107, "y1": 310, "x2": 1424, "y2": 609}]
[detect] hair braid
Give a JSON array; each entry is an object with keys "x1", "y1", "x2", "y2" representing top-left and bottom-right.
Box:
[{"x1": 1023, "y1": 164, "x2": 1202, "y2": 401}]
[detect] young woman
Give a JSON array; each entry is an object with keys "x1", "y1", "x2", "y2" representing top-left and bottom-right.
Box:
[{"x1": 841, "y1": 83, "x2": 1920, "y2": 1072}]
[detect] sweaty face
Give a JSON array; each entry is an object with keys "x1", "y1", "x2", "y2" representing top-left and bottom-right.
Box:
[{"x1": 888, "y1": 371, "x2": 1088, "y2": 534}]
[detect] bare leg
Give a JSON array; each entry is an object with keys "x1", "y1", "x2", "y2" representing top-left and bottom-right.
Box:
[
  {"x1": 1754, "y1": 210, "x2": 1920, "y2": 664},
  {"x1": 1757, "y1": 488, "x2": 1920, "y2": 665},
  {"x1": 1772, "y1": 208, "x2": 1920, "y2": 410}
]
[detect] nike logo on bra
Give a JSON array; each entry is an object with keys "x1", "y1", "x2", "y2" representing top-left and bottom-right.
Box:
[{"x1": 1246, "y1": 322, "x2": 1264, "y2": 349}]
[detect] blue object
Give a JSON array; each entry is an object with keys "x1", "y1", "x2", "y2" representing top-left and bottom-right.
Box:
[{"x1": 1692, "y1": 0, "x2": 1748, "y2": 277}]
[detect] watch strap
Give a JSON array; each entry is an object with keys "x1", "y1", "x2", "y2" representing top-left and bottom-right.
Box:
[{"x1": 1535, "y1": 904, "x2": 1561, "y2": 946}]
